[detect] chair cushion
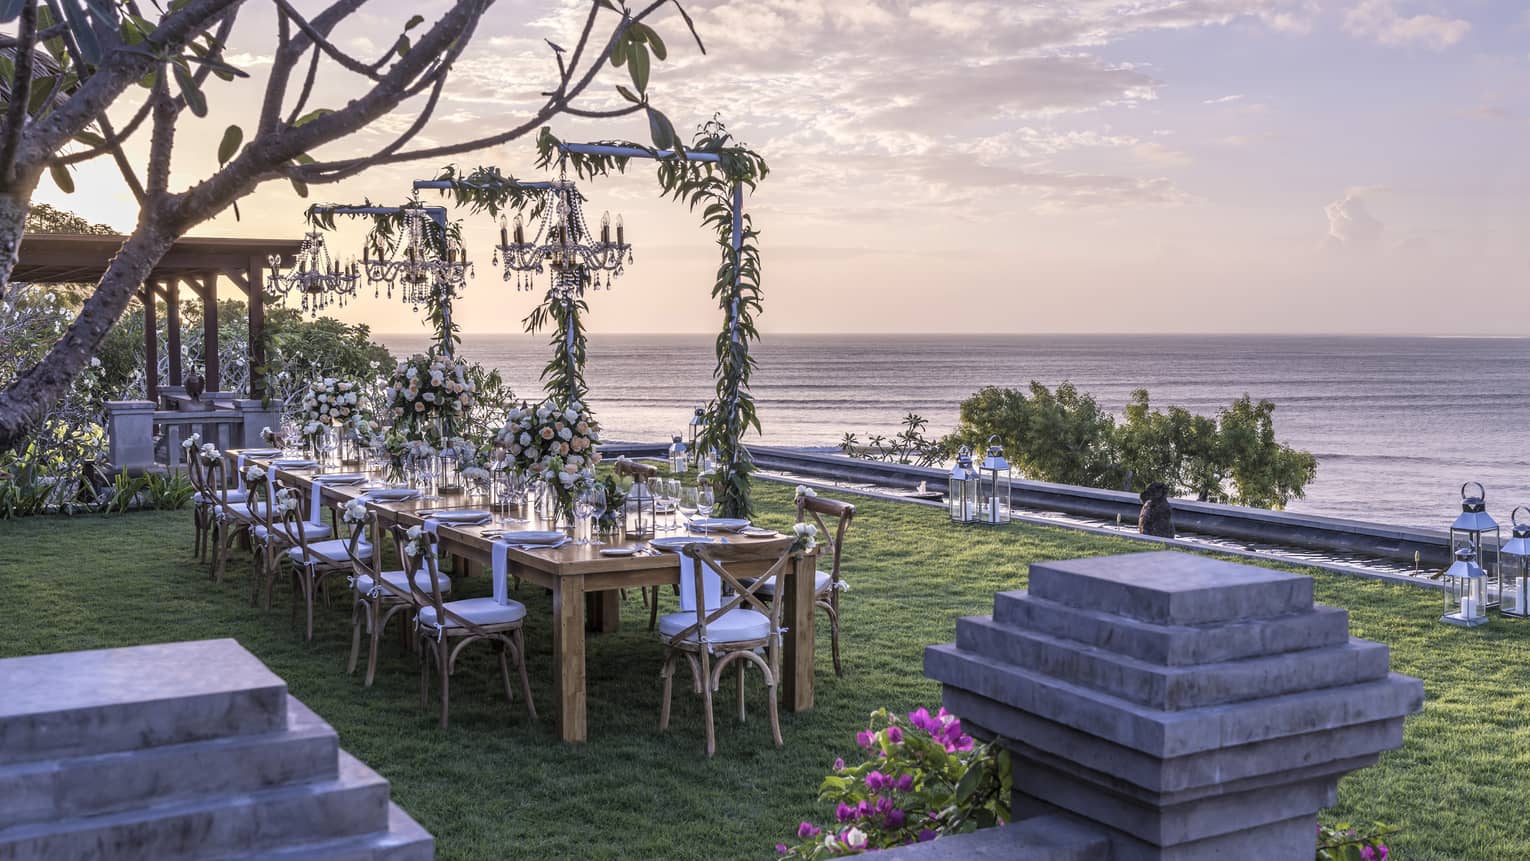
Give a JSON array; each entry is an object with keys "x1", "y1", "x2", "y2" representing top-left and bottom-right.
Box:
[
  {"x1": 287, "y1": 538, "x2": 370, "y2": 566},
  {"x1": 356, "y1": 569, "x2": 452, "y2": 596},
  {"x1": 658, "y1": 608, "x2": 770, "y2": 644},
  {"x1": 751, "y1": 570, "x2": 834, "y2": 596},
  {"x1": 196, "y1": 489, "x2": 247, "y2": 505},
  {"x1": 418, "y1": 597, "x2": 525, "y2": 628},
  {"x1": 252, "y1": 520, "x2": 332, "y2": 542}
]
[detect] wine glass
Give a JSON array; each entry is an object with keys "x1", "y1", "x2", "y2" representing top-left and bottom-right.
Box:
[
  {"x1": 663, "y1": 478, "x2": 681, "y2": 532},
  {"x1": 587, "y1": 484, "x2": 607, "y2": 546},
  {"x1": 676, "y1": 485, "x2": 698, "y2": 532},
  {"x1": 573, "y1": 490, "x2": 595, "y2": 545},
  {"x1": 696, "y1": 484, "x2": 715, "y2": 537}
]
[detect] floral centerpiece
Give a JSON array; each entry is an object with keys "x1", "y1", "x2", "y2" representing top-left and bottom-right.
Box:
[
  {"x1": 293, "y1": 377, "x2": 368, "y2": 458},
  {"x1": 384, "y1": 354, "x2": 474, "y2": 437},
  {"x1": 496, "y1": 399, "x2": 600, "y2": 525}
]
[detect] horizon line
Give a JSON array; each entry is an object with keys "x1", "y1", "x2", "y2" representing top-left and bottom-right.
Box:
[{"x1": 370, "y1": 330, "x2": 1530, "y2": 339}]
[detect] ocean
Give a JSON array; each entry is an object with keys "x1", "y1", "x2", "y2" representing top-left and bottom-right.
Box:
[{"x1": 377, "y1": 333, "x2": 1530, "y2": 529}]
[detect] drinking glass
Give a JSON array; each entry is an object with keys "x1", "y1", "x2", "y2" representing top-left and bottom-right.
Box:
[
  {"x1": 676, "y1": 485, "x2": 698, "y2": 531},
  {"x1": 696, "y1": 485, "x2": 715, "y2": 537},
  {"x1": 663, "y1": 478, "x2": 682, "y2": 531},
  {"x1": 588, "y1": 485, "x2": 608, "y2": 546},
  {"x1": 573, "y1": 490, "x2": 595, "y2": 545}
]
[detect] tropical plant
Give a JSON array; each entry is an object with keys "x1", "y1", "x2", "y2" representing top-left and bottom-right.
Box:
[
  {"x1": 948, "y1": 383, "x2": 1122, "y2": 488},
  {"x1": 775, "y1": 706, "x2": 1010, "y2": 858},
  {"x1": 1317, "y1": 821, "x2": 1395, "y2": 860},
  {"x1": 839, "y1": 413, "x2": 947, "y2": 467}
]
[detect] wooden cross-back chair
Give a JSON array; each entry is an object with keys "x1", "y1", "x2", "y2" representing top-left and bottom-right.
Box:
[
  {"x1": 274, "y1": 491, "x2": 356, "y2": 642},
  {"x1": 658, "y1": 536, "x2": 798, "y2": 757},
  {"x1": 186, "y1": 451, "x2": 216, "y2": 562},
  {"x1": 206, "y1": 457, "x2": 257, "y2": 585},
  {"x1": 396, "y1": 527, "x2": 535, "y2": 729},
  {"x1": 345, "y1": 509, "x2": 451, "y2": 687},
  {"x1": 797, "y1": 494, "x2": 855, "y2": 676},
  {"x1": 242, "y1": 475, "x2": 332, "y2": 615}
]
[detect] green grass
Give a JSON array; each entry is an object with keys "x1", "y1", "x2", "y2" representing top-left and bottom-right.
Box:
[{"x1": 0, "y1": 481, "x2": 1522, "y2": 859}]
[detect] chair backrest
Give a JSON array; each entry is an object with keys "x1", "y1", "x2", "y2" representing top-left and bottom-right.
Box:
[
  {"x1": 204, "y1": 457, "x2": 244, "y2": 521},
  {"x1": 186, "y1": 451, "x2": 209, "y2": 497},
  {"x1": 797, "y1": 494, "x2": 855, "y2": 584},
  {"x1": 613, "y1": 458, "x2": 659, "y2": 481},
  {"x1": 394, "y1": 526, "x2": 483, "y2": 633},
  {"x1": 673, "y1": 536, "x2": 797, "y2": 650}
]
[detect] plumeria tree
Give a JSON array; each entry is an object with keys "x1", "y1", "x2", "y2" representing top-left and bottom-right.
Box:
[{"x1": 0, "y1": 0, "x2": 703, "y2": 451}]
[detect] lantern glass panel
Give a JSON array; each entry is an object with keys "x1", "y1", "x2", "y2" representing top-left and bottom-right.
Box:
[
  {"x1": 979, "y1": 440, "x2": 1012, "y2": 525},
  {"x1": 625, "y1": 481, "x2": 657, "y2": 538},
  {"x1": 949, "y1": 446, "x2": 979, "y2": 524},
  {"x1": 1441, "y1": 547, "x2": 1489, "y2": 627},
  {"x1": 1500, "y1": 512, "x2": 1530, "y2": 619}
]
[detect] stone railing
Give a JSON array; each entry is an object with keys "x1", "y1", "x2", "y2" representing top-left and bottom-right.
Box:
[
  {"x1": 901, "y1": 549, "x2": 1424, "y2": 860},
  {"x1": 105, "y1": 399, "x2": 281, "y2": 474}
]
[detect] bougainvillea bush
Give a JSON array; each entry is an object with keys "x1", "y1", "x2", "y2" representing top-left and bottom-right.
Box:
[
  {"x1": 1317, "y1": 821, "x2": 1395, "y2": 861},
  {"x1": 775, "y1": 707, "x2": 1010, "y2": 858}
]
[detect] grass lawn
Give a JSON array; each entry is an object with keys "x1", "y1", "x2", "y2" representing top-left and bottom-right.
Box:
[{"x1": 1, "y1": 479, "x2": 1523, "y2": 860}]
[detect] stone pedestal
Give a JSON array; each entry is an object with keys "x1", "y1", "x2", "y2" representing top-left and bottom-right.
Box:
[
  {"x1": 925, "y1": 551, "x2": 1424, "y2": 861},
  {"x1": 0, "y1": 639, "x2": 432, "y2": 860},
  {"x1": 104, "y1": 400, "x2": 156, "y2": 473},
  {"x1": 235, "y1": 398, "x2": 281, "y2": 448}
]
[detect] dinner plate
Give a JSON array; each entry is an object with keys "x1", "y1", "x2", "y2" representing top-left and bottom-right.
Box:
[
  {"x1": 365, "y1": 488, "x2": 423, "y2": 501},
  {"x1": 426, "y1": 509, "x2": 494, "y2": 523},
  {"x1": 650, "y1": 536, "x2": 712, "y2": 551},
  {"x1": 315, "y1": 473, "x2": 367, "y2": 484},
  {"x1": 687, "y1": 518, "x2": 751, "y2": 533},
  {"x1": 739, "y1": 526, "x2": 779, "y2": 537},
  {"x1": 497, "y1": 530, "x2": 568, "y2": 545},
  {"x1": 272, "y1": 458, "x2": 317, "y2": 468},
  {"x1": 243, "y1": 449, "x2": 281, "y2": 458},
  {"x1": 599, "y1": 547, "x2": 639, "y2": 557}
]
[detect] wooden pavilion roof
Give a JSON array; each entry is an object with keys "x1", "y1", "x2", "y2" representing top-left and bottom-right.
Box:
[{"x1": 14, "y1": 233, "x2": 303, "y2": 287}]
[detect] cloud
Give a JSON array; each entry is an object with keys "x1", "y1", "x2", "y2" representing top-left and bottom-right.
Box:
[
  {"x1": 1323, "y1": 187, "x2": 1386, "y2": 248},
  {"x1": 1343, "y1": 1, "x2": 1470, "y2": 50},
  {"x1": 1204, "y1": 94, "x2": 1246, "y2": 104}
]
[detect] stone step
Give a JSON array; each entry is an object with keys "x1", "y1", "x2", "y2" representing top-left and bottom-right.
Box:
[
  {"x1": 0, "y1": 640, "x2": 288, "y2": 766},
  {"x1": 0, "y1": 749, "x2": 390, "y2": 861},
  {"x1": 215, "y1": 803, "x2": 434, "y2": 861},
  {"x1": 1028, "y1": 551, "x2": 1314, "y2": 625},
  {"x1": 955, "y1": 615, "x2": 1391, "y2": 710},
  {"x1": 993, "y1": 591, "x2": 1351, "y2": 666},
  {"x1": 0, "y1": 698, "x2": 338, "y2": 831}
]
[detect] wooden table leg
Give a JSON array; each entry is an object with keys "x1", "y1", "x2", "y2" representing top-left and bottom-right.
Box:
[
  {"x1": 588, "y1": 590, "x2": 621, "y2": 633},
  {"x1": 553, "y1": 574, "x2": 588, "y2": 743},
  {"x1": 781, "y1": 554, "x2": 816, "y2": 712}
]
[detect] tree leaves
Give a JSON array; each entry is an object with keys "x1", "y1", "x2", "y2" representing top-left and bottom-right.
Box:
[
  {"x1": 172, "y1": 64, "x2": 206, "y2": 117},
  {"x1": 217, "y1": 125, "x2": 242, "y2": 164},
  {"x1": 48, "y1": 163, "x2": 75, "y2": 193}
]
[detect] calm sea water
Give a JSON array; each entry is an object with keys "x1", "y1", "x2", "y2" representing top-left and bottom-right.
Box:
[{"x1": 378, "y1": 333, "x2": 1530, "y2": 528}]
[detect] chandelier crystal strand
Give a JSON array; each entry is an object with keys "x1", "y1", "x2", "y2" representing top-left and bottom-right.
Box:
[
  {"x1": 497, "y1": 179, "x2": 629, "y2": 293},
  {"x1": 361, "y1": 207, "x2": 472, "y2": 309},
  {"x1": 267, "y1": 231, "x2": 360, "y2": 317}
]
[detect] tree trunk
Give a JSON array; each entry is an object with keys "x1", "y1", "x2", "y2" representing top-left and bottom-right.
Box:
[
  {"x1": 0, "y1": 178, "x2": 38, "y2": 289},
  {"x1": 0, "y1": 220, "x2": 176, "y2": 449}
]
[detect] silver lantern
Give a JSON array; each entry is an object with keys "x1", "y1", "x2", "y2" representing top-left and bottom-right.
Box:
[
  {"x1": 1449, "y1": 482, "x2": 1500, "y2": 605},
  {"x1": 978, "y1": 436, "x2": 1012, "y2": 525},
  {"x1": 1499, "y1": 506, "x2": 1530, "y2": 619},
  {"x1": 688, "y1": 408, "x2": 706, "y2": 468},
  {"x1": 1441, "y1": 545, "x2": 1489, "y2": 627},
  {"x1": 625, "y1": 478, "x2": 658, "y2": 538},
  {"x1": 948, "y1": 445, "x2": 980, "y2": 525}
]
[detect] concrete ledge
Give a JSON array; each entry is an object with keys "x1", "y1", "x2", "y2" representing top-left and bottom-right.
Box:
[{"x1": 872, "y1": 814, "x2": 1110, "y2": 860}]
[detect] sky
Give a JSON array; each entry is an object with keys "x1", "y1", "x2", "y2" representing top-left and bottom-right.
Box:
[{"x1": 32, "y1": 0, "x2": 1530, "y2": 336}]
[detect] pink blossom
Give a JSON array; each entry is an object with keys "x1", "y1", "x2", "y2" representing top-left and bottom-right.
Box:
[
  {"x1": 833, "y1": 758, "x2": 845, "y2": 771},
  {"x1": 797, "y1": 822, "x2": 821, "y2": 839}
]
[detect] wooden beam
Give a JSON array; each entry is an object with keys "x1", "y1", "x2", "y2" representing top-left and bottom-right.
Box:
[
  {"x1": 143, "y1": 286, "x2": 159, "y2": 404},
  {"x1": 166, "y1": 278, "x2": 182, "y2": 386},
  {"x1": 223, "y1": 268, "x2": 248, "y2": 293},
  {"x1": 203, "y1": 273, "x2": 220, "y2": 393},
  {"x1": 247, "y1": 256, "x2": 265, "y2": 401}
]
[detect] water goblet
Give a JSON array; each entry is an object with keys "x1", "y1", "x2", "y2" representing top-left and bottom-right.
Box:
[
  {"x1": 676, "y1": 485, "x2": 699, "y2": 532},
  {"x1": 573, "y1": 490, "x2": 595, "y2": 545},
  {"x1": 588, "y1": 484, "x2": 608, "y2": 546},
  {"x1": 696, "y1": 484, "x2": 715, "y2": 537}
]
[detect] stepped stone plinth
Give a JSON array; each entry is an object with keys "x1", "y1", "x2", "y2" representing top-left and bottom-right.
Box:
[
  {"x1": 925, "y1": 551, "x2": 1424, "y2": 861},
  {"x1": 0, "y1": 639, "x2": 432, "y2": 860}
]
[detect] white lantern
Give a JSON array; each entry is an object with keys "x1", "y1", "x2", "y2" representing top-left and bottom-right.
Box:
[
  {"x1": 978, "y1": 436, "x2": 1012, "y2": 525},
  {"x1": 1498, "y1": 506, "x2": 1530, "y2": 619},
  {"x1": 1449, "y1": 482, "x2": 1500, "y2": 604},
  {"x1": 948, "y1": 446, "x2": 980, "y2": 525},
  {"x1": 1441, "y1": 545, "x2": 1489, "y2": 628}
]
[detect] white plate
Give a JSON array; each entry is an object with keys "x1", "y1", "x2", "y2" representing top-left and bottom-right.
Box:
[
  {"x1": 650, "y1": 536, "x2": 712, "y2": 551},
  {"x1": 272, "y1": 458, "x2": 317, "y2": 468},
  {"x1": 427, "y1": 510, "x2": 494, "y2": 523},
  {"x1": 687, "y1": 518, "x2": 751, "y2": 533},
  {"x1": 365, "y1": 488, "x2": 423, "y2": 501},
  {"x1": 599, "y1": 547, "x2": 639, "y2": 557},
  {"x1": 739, "y1": 527, "x2": 779, "y2": 537},
  {"x1": 498, "y1": 530, "x2": 568, "y2": 545}
]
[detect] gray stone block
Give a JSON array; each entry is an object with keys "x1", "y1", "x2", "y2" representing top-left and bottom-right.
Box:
[
  {"x1": 1029, "y1": 552, "x2": 1314, "y2": 625},
  {"x1": 872, "y1": 814, "x2": 1109, "y2": 861},
  {"x1": 0, "y1": 639, "x2": 288, "y2": 765},
  {"x1": 993, "y1": 592, "x2": 1352, "y2": 666},
  {"x1": 221, "y1": 803, "x2": 435, "y2": 861},
  {"x1": 0, "y1": 697, "x2": 338, "y2": 830},
  {"x1": 1104, "y1": 814, "x2": 1317, "y2": 861},
  {"x1": 956, "y1": 616, "x2": 1390, "y2": 710}
]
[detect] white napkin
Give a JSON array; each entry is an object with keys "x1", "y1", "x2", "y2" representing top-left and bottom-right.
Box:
[
  {"x1": 310, "y1": 481, "x2": 324, "y2": 519},
  {"x1": 491, "y1": 541, "x2": 510, "y2": 605},
  {"x1": 235, "y1": 453, "x2": 246, "y2": 491},
  {"x1": 678, "y1": 553, "x2": 722, "y2": 614}
]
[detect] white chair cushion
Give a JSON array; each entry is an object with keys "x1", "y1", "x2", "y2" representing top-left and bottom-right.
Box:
[
  {"x1": 196, "y1": 489, "x2": 247, "y2": 505},
  {"x1": 252, "y1": 520, "x2": 332, "y2": 542},
  {"x1": 751, "y1": 570, "x2": 833, "y2": 596},
  {"x1": 287, "y1": 538, "x2": 370, "y2": 566},
  {"x1": 418, "y1": 597, "x2": 525, "y2": 628},
  {"x1": 657, "y1": 608, "x2": 770, "y2": 644},
  {"x1": 356, "y1": 569, "x2": 452, "y2": 596}
]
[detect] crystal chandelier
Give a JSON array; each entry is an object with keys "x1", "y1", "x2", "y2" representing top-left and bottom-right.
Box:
[
  {"x1": 362, "y1": 207, "x2": 473, "y2": 309},
  {"x1": 495, "y1": 179, "x2": 631, "y2": 296},
  {"x1": 268, "y1": 231, "x2": 360, "y2": 316}
]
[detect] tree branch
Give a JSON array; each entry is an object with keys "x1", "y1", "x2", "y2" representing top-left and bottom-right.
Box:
[{"x1": 0, "y1": 1, "x2": 38, "y2": 185}]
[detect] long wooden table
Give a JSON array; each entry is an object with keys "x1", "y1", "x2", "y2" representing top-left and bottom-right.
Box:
[{"x1": 226, "y1": 450, "x2": 817, "y2": 742}]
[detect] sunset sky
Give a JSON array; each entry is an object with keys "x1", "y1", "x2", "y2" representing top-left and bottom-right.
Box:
[{"x1": 35, "y1": 0, "x2": 1530, "y2": 335}]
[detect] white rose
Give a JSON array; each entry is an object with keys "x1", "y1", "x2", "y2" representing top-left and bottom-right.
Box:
[{"x1": 558, "y1": 427, "x2": 573, "y2": 441}]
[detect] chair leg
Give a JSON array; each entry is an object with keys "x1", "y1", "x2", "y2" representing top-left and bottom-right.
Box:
[
  {"x1": 419, "y1": 634, "x2": 431, "y2": 708},
  {"x1": 365, "y1": 603, "x2": 385, "y2": 688},
  {"x1": 497, "y1": 639, "x2": 515, "y2": 705},
  {"x1": 648, "y1": 586, "x2": 660, "y2": 631},
  {"x1": 303, "y1": 574, "x2": 317, "y2": 641},
  {"x1": 512, "y1": 627, "x2": 536, "y2": 720},
  {"x1": 658, "y1": 652, "x2": 676, "y2": 733},
  {"x1": 347, "y1": 601, "x2": 364, "y2": 675},
  {"x1": 737, "y1": 661, "x2": 747, "y2": 723},
  {"x1": 766, "y1": 678, "x2": 783, "y2": 748},
  {"x1": 437, "y1": 640, "x2": 451, "y2": 729},
  {"x1": 699, "y1": 652, "x2": 717, "y2": 757},
  {"x1": 827, "y1": 594, "x2": 843, "y2": 677}
]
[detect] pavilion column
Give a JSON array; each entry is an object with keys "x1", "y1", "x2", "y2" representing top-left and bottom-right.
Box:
[
  {"x1": 166, "y1": 278, "x2": 182, "y2": 387},
  {"x1": 142, "y1": 285, "x2": 159, "y2": 405},
  {"x1": 247, "y1": 256, "x2": 265, "y2": 401},
  {"x1": 202, "y1": 273, "x2": 219, "y2": 393}
]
